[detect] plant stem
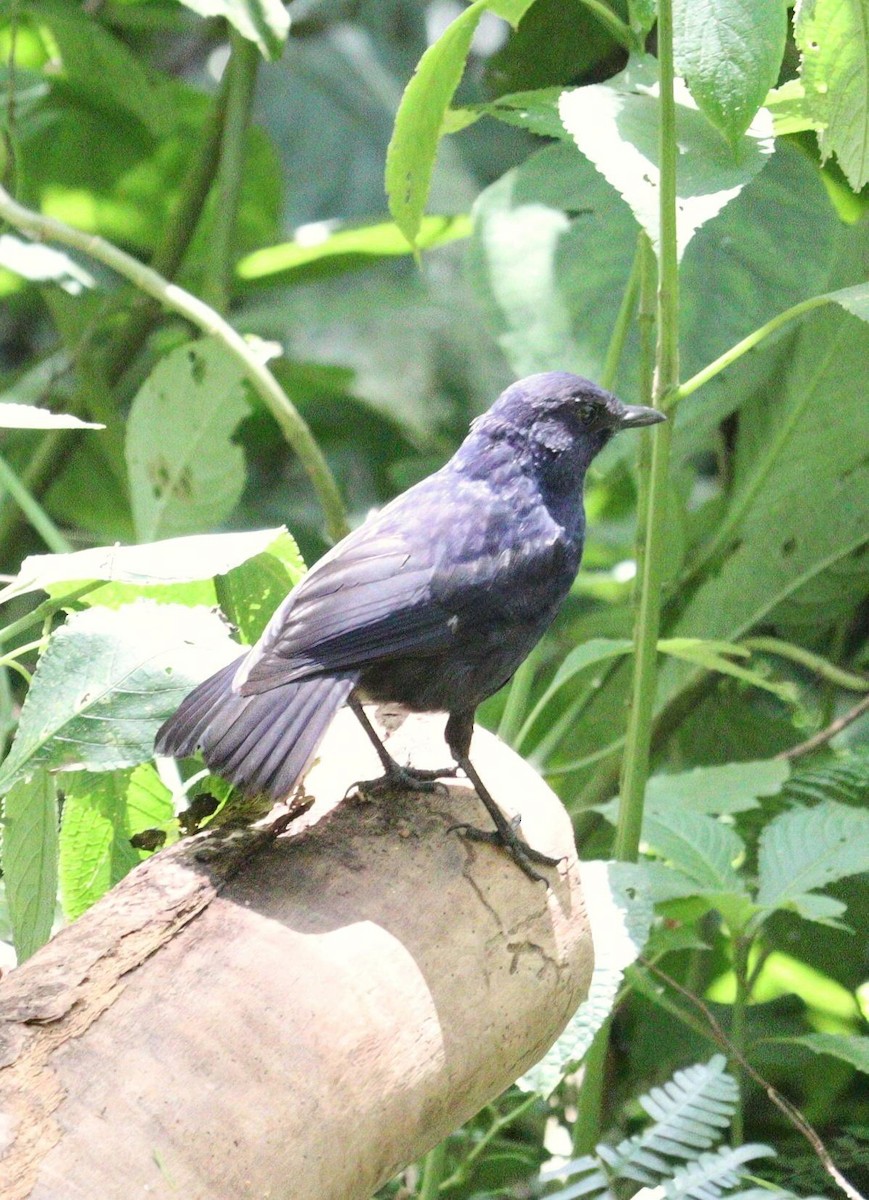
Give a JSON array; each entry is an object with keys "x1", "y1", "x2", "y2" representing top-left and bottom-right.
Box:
[
  {"x1": 600, "y1": 239, "x2": 642, "y2": 392},
  {"x1": 776, "y1": 693, "x2": 869, "y2": 761},
  {"x1": 571, "y1": 1019, "x2": 611, "y2": 1154},
  {"x1": 671, "y1": 293, "x2": 836, "y2": 408},
  {"x1": 0, "y1": 452, "x2": 71, "y2": 553},
  {"x1": 730, "y1": 937, "x2": 752, "y2": 1146},
  {"x1": 418, "y1": 1139, "x2": 447, "y2": 1199},
  {"x1": 204, "y1": 29, "x2": 259, "y2": 313},
  {"x1": 498, "y1": 648, "x2": 540, "y2": 746},
  {"x1": 614, "y1": 0, "x2": 679, "y2": 863},
  {"x1": 743, "y1": 636, "x2": 869, "y2": 692},
  {"x1": 0, "y1": 183, "x2": 349, "y2": 543},
  {"x1": 0, "y1": 583, "x2": 103, "y2": 645}
]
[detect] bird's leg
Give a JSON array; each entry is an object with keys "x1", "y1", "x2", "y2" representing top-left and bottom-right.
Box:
[
  {"x1": 445, "y1": 711, "x2": 560, "y2": 884},
  {"x1": 347, "y1": 697, "x2": 457, "y2": 796}
]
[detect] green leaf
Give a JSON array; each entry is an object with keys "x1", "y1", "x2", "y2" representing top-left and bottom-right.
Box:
[
  {"x1": 641, "y1": 809, "x2": 746, "y2": 894},
  {"x1": 385, "y1": 0, "x2": 535, "y2": 249},
  {"x1": 1, "y1": 771, "x2": 58, "y2": 961},
  {"x1": 796, "y1": 0, "x2": 869, "y2": 189},
  {"x1": 829, "y1": 280, "x2": 869, "y2": 322},
  {"x1": 125, "y1": 339, "x2": 250, "y2": 542},
  {"x1": 237, "y1": 215, "x2": 472, "y2": 285},
  {"x1": 658, "y1": 638, "x2": 799, "y2": 704},
  {"x1": 28, "y1": 0, "x2": 169, "y2": 134},
  {"x1": 0, "y1": 602, "x2": 238, "y2": 795},
  {"x1": 0, "y1": 402, "x2": 102, "y2": 430},
  {"x1": 787, "y1": 1033, "x2": 869, "y2": 1075},
  {"x1": 673, "y1": 0, "x2": 787, "y2": 141},
  {"x1": 59, "y1": 765, "x2": 173, "y2": 919},
  {"x1": 756, "y1": 800, "x2": 869, "y2": 920},
  {"x1": 215, "y1": 530, "x2": 306, "y2": 644},
  {"x1": 516, "y1": 638, "x2": 633, "y2": 745},
  {"x1": 646, "y1": 759, "x2": 789, "y2": 814},
  {"x1": 0, "y1": 528, "x2": 287, "y2": 603},
  {"x1": 174, "y1": 0, "x2": 290, "y2": 59},
  {"x1": 765, "y1": 78, "x2": 827, "y2": 137},
  {"x1": 519, "y1": 862, "x2": 654, "y2": 1095},
  {"x1": 668, "y1": 308, "x2": 869, "y2": 664},
  {"x1": 0, "y1": 233, "x2": 96, "y2": 295},
  {"x1": 557, "y1": 56, "x2": 775, "y2": 259}
]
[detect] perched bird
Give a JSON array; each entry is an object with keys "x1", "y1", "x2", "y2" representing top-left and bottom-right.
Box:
[{"x1": 156, "y1": 373, "x2": 664, "y2": 880}]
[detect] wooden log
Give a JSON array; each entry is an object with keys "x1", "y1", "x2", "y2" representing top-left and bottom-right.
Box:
[{"x1": 0, "y1": 708, "x2": 593, "y2": 1200}]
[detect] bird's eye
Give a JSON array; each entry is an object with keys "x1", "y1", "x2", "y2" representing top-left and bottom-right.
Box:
[{"x1": 577, "y1": 401, "x2": 595, "y2": 424}]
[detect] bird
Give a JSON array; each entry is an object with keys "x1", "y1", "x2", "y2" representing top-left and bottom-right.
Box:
[{"x1": 155, "y1": 372, "x2": 665, "y2": 881}]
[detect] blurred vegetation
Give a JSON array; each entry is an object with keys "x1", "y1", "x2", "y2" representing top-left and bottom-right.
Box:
[{"x1": 0, "y1": 1, "x2": 867, "y2": 1197}]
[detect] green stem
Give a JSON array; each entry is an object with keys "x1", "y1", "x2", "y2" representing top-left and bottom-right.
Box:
[
  {"x1": 0, "y1": 583, "x2": 103, "y2": 646},
  {"x1": 670, "y1": 293, "x2": 836, "y2": 409},
  {"x1": 571, "y1": 1019, "x2": 611, "y2": 1154},
  {"x1": 438, "y1": 1094, "x2": 538, "y2": 1191},
  {"x1": 577, "y1": 0, "x2": 634, "y2": 49},
  {"x1": 0, "y1": 183, "x2": 349, "y2": 543},
  {"x1": 600, "y1": 238, "x2": 643, "y2": 392},
  {"x1": 418, "y1": 1140, "x2": 447, "y2": 1200},
  {"x1": 743, "y1": 636, "x2": 869, "y2": 692},
  {"x1": 0, "y1": 451, "x2": 71, "y2": 552},
  {"x1": 730, "y1": 937, "x2": 753, "y2": 1146},
  {"x1": 204, "y1": 30, "x2": 259, "y2": 313},
  {"x1": 542, "y1": 733, "x2": 626, "y2": 777},
  {"x1": 498, "y1": 648, "x2": 540, "y2": 745},
  {"x1": 613, "y1": 0, "x2": 679, "y2": 863}
]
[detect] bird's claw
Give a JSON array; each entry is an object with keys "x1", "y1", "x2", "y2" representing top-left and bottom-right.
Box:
[
  {"x1": 346, "y1": 763, "x2": 456, "y2": 801},
  {"x1": 447, "y1": 820, "x2": 560, "y2": 884}
]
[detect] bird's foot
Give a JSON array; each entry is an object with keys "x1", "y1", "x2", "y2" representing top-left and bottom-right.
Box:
[
  {"x1": 347, "y1": 762, "x2": 457, "y2": 801},
  {"x1": 448, "y1": 814, "x2": 560, "y2": 884}
]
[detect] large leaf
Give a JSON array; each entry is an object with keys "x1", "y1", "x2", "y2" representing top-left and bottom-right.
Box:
[
  {"x1": 174, "y1": 0, "x2": 290, "y2": 60},
  {"x1": 125, "y1": 339, "x2": 250, "y2": 542},
  {"x1": 385, "y1": 0, "x2": 535, "y2": 248},
  {"x1": 796, "y1": 0, "x2": 869, "y2": 190},
  {"x1": 215, "y1": 529, "x2": 306, "y2": 644},
  {"x1": 640, "y1": 809, "x2": 747, "y2": 895},
  {"x1": 519, "y1": 861, "x2": 654, "y2": 1096},
  {"x1": 1, "y1": 771, "x2": 57, "y2": 961},
  {"x1": 673, "y1": 0, "x2": 787, "y2": 141},
  {"x1": 668, "y1": 308, "x2": 869, "y2": 670},
  {"x1": 558, "y1": 56, "x2": 775, "y2": 259},
  {"x1": 468, "y1": 142, "x2": 839, "y2": 403},
  {"x1": 755, "y1": 800, "x2": 869, "y2": 922},
  {"x1": 786, "y1": 1033, "x2": 869, "y2": 1076},
  {"x1": 0, "y1": 602, "x2": 238, "y2": 795},
  {"x1": 59, "y1": 765, "x2": 174, "y2": 920},
  {"x1": 598, "y1": 759, "x2": 788, "y2": 821},
  {"x1": 0, "y1": 528, "x2": 287, "y2": 603}
]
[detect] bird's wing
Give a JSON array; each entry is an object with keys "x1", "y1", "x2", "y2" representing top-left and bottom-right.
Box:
[{"x1": 236, "y1": 525, "x2": 451, "y2": 693}]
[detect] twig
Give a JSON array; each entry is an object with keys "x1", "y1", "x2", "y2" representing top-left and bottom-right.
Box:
[
  {"x1": 641, "y1": 959, "x2": 867, "y2": 1200},
  {"x1": 776, "y1": 693, "x2": 869, "y2": 761}
]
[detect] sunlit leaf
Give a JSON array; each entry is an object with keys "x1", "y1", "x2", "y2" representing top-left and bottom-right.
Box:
[
  {"x1": 1, "y1": 771, "x2": 58, "y2": 961},
  {"x1": 174, "y1": 0, "x2": 290, "y2": 59},
  {"x1": 0, "y1": 402, "x2": 102, "y2": 430}
]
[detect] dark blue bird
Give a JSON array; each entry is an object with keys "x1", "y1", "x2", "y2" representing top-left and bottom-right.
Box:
[{"x1": 155, "y1": 372, "x2": 664, "y2": 880}]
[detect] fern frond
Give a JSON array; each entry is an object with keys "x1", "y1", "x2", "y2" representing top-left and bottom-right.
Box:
[{"x1": 662, "y1": 1143, "x2": 773, "y2": 1199}]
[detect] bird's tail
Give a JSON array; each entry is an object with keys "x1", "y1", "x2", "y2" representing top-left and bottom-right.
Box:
[{"x1": 155, "y1": 656, "x2": 356, "y2": 800}]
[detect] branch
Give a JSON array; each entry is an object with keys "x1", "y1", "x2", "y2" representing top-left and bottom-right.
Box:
[{"x1": 776, "y1": 693, "x2": 869, "y2": 761}]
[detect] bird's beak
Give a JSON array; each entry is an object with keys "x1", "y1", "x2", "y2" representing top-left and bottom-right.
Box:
[{"x1": 617, "y1": 404, "x2": 667, "y2": 429}]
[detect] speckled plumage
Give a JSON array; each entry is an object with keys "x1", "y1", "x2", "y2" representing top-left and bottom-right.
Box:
[{"x1": 156, "y1": 372, "x2": 664, "y2": 811}]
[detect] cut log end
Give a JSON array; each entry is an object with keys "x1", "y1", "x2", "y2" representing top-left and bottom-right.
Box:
[{"x1": 0, "y1": 708, "x2": 593, "y2": 1200}]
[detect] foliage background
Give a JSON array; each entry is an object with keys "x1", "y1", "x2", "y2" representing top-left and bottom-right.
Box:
[{"x1": 0, "y1": 1, "x2": 867, "y2": 1197}]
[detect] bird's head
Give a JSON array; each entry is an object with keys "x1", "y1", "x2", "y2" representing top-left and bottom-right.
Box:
[{"x1": 471, "y1": 371, "x2": 665, "y2": 470}]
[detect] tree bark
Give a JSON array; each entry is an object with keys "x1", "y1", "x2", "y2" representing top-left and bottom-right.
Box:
[{"x1": 0, "y1": 708, "x2": 593, "y2": 1200}]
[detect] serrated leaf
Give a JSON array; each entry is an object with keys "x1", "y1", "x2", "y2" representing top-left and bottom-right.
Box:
[
  {"x1": 647, "y1": 759, "x2": 789, "y2": 814},
  {"x1": 756, "y1": 800, "x2": 869, "y2": 918},
  {"x1": 385, "y1": 0, "x2": 535, "y2": 248},
  {"x1": 642, "y1": 809, "x2": 746, "y2": 893},
  {"x1": 673, "y1": 0, "x2": 786, "y2": 141},
  {"x1": 59, "y1": 765, "x2": 173, "y2": 919},
  {"x1": 796, "y1": 0, "x2": 869, "y2": 189},
  {"x1": 0, "y1": 602, "x2": 239, "y2": 795},
  {"x1": 558, "y1": 56, "x2": 775, "y2": 259},
  {"x1": 215, "y1": 530, "x2": 305, "y2": 644},
  {"x1": 0, "y1": 527, "x2": 288, "y2": 604},
  {"x1": 788, "y1": 1033, "x2": 869, "y2": 1075},
  {"x1": 2, "y1": 771, "x2": 58, "y2": 961},
  {"x1": 175, "y1": 0, "x2": 290, "y2": 59},
  {"x1": 125, "y1": 339, "x2": 250, "y2": 542},
  {"x1": 519, "y1": 862, "x2": 653, "y2": 1095}
]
